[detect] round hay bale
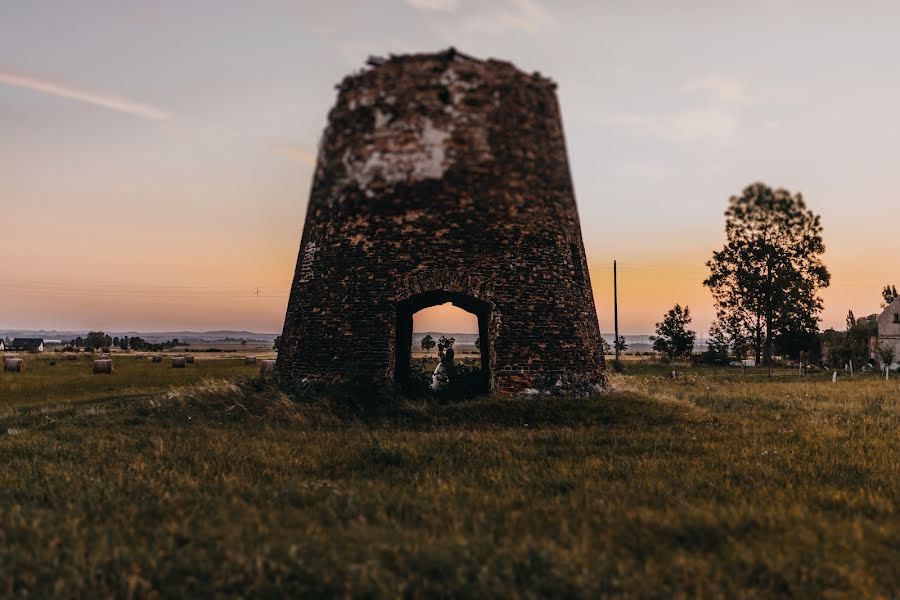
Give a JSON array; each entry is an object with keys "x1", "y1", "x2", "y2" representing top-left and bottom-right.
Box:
[
  {"x1": 92, "y1": 359, "x2": 113, "y2": 374},
  {"x1": 244, "y1": 356, "x2": 257, "y2": 365},
  {"x1": 4, "y1": 358, "x2": 24, "y2": 372},
  {"x1": 259, "y1": 359, "x2": 276, "y2": 375},
  {"x1": 134, "y1": 354, "x2": 145, "y2": 360},
  {"x1": 171, "y1": 357, "x2": 187, "y2": 368},
  {"x1": 151, "y1": 355, "x2": 163, "y2": 363},
  {"x1": 99, "y1": 353, "x2": 111, "y2": 360},
  {"x1": 185, "y1": 355, "x2": 195, "y2": 364}
]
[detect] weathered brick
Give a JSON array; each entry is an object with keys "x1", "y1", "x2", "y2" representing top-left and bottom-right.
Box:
[{"x1": 277, "y1": 49, "x2": 607, "y2": 397}]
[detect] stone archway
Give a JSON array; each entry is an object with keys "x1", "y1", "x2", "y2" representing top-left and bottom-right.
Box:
[{"x1": 394, "y1": 290, "x2": 494, "y2": 392}]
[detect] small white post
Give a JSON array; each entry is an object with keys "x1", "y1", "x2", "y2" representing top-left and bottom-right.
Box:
[
  {"x1": 849, "y1": 360, "x2": 854, "y2": 377},
  {"x1": 832, "y1": 371, "x2": 838, "y2": 383}
]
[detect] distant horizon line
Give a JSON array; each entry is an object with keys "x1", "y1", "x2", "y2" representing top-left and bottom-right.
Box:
[{"x1": 1, "y1": 328, "x2": 668, "y2": 337}]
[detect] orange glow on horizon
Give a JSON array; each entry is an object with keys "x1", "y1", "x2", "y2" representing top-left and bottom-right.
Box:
[{"x1": 412, "y1": 303, "x2": 478, "y2": 334}]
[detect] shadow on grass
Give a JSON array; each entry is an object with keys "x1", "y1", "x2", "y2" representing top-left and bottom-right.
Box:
[{"x1": 123, "y1": 376, "x2": 695, "y2": 432}]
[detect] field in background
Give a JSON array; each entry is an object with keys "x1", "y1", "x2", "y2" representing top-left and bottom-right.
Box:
[
  {"x1": 0, "y1": 362, "x2": 897, "y2": 596},
  {"x1": 0, "y1": 352, "x2": 271, "y2": 409}
]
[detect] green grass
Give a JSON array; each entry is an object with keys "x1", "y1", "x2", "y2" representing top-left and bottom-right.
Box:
[
  {"x1": 0, "y1": 354, "x2": 261, "y2": 409},
  {"x1": 0, "y1": 361, "x2": 898, "y2": 597}
]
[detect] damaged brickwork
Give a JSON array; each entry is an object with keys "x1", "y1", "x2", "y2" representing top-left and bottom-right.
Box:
[{"x1": 277, "y1": 48, "x2": 607, "y2": 396}]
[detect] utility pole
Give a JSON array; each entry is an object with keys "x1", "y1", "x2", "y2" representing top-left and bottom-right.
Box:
[{"x1": 614, "y1": 259, "x2": 621, "y2": 372}]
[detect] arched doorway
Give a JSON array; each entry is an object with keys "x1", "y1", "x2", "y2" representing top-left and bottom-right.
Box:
[{"x1": 395, "y1": 291, "x2": 492, "y2": 394}]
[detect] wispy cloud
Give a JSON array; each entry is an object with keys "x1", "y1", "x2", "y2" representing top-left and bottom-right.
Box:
[
  {"x1": 0, "y1": 71, "x2": 169, "y2": 120},
  {"x1": 406, "y1": 0, "x2": 459, "y2": 12},
  {"x1": 605, "y1": 75, "x2": 765, "y2": 143},
  {"x1": 609, "y1": 108, "x2": 739, "y2": 143},
  {"x1": 464, "y1": 0, "x2": 556, "y2": 35},
  {"x1": 682, "y1": 76, "x2": 754, "y2": 105},
  {"x1": 274, "y1": 144, "x2": 316, "y2": 166}
]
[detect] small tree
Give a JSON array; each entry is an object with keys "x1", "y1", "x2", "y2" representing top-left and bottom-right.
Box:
[
  {"x1": 420, "y1": 334, "x2": 436, "y2": 353},
  {"x1": 600, "y1": 337, "x2": 612, "y2": 355},
  {"x1": 119, "y1": 336, "x2": 129, "y2": 351},
  {"x1": 85, "y1": 331, "x2": 107, "y2": 350},
  {"x1": 614, "y1": 335, "x2": 628, "y2": 353},
  {"x1": 437, "y1": 336, "x2": 455, "y2": 356},
  {"x1": 876, "y1": 342, "x2": 896, "y2": 369},
  {"x1": 696, "y1": 321, "x2": 731, "y2": 365},
  {"x1": 651, "y1": 304, "x2": 696, "y2": 361},
  {"x1": 882, "y1": 284, "x2": 898, "y2": 309}
]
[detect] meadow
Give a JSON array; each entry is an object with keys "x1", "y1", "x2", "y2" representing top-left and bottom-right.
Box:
[{"x1": 0, "y1": 355, "x2": 897, "y2": 597}]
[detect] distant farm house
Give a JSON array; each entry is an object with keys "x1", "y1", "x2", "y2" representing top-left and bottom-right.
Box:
[
  {"x1": 877, "y1": 296, "x2": 900, "y2": 359},
  {"x1": 10, "y1": 338, "x2": 45, "y2": 352}
]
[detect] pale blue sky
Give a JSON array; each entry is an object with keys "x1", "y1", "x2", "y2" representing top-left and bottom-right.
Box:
[{"x1": 1, "y1": 0, "x2": 897, "y2": 332}]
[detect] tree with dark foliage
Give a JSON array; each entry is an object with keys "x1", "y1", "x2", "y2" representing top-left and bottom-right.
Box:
[
  {"x1": 651, "y1": 305, "x2": 696, "y2": 361},
  {"x1": 599, "y1": 337, "x2": 612, "y2": 355},
  {"x1": 704, "y1": 183, "x2": 830, "y2": 365},
  {"x1": 85, "y1": 331, "x2": 107, "y2": 350},
  {"x1": 882, "y1": 284, "x2": 898, "y2": 309},
  {"x1": 437, "y1": 336, "x2": 455, "y2": 355}
]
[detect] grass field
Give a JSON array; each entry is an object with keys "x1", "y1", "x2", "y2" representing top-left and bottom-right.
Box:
[{"x1": 0, "y1": 358, "x2": 898, "y2": 597}]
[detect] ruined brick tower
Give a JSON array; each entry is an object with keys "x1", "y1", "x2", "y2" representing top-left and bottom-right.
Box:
[{"x1": 278, "y1": 49, "x2": 607, "y2": 396}]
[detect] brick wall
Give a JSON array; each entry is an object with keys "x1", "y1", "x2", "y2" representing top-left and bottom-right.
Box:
[{"x1": 277, "y1": 49, "x2": 607, "y2": 396}]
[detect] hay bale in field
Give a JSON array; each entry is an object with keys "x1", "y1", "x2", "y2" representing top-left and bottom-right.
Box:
[
  {"x1": 134, "y1": 354, "x2": 145, "y2": 359},
  {"x1": 172, "y1": 357, "x2": 187, "y2": 368},
  {"x1": 259, "y1": 359, "x2": 276, "y2": 375},
  {"x1": 151, "y1": 355, "x2": 163, "y2": 363},
  {"x1": 244, "y1": 356, "x2": 257, "y2": 365},
  {"x1": 99, "y1": 353, "x2": 111, "y2": 360},
  {"x1": 185, "y1": 355, "x2": 195, "y2": 364},
  {"x1": 92, "y1": 359, "x2": 113, "y2": 374},
  {"x1": 4, "y1": 358, "x2": 24, "y2": 372}
]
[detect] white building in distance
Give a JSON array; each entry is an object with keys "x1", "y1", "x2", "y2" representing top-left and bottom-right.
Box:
[{"x1": 877, "y1": 296, "x2": 900, "y2": 365}]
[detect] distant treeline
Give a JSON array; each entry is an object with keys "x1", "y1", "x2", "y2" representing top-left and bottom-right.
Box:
[{"x1": 66, "y1": 331, "x2": 185, "y2": 352}]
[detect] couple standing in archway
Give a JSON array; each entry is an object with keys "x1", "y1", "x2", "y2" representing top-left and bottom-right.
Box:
[{"x1": 431, "y1": 336, "x2": 456, "y2": 391}]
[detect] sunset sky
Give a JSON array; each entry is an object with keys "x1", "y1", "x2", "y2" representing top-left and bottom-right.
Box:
[{"x1": 1, "y1": 1, "x2": 897, "y2": 335}]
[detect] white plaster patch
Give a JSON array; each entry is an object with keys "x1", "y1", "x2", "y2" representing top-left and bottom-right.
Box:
[
  {"x1": 339, "y1": 65, "x2": 497, "y2": 192},
  {"x1": 299, "y1": 241, "x2": 318, "y2": 283},
  {"x1": 343, "y1": 117, "x2": 452, "y2": 189},
  {"x1": 373, "y1": 109, "x2": 391, "y2": 129}
]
